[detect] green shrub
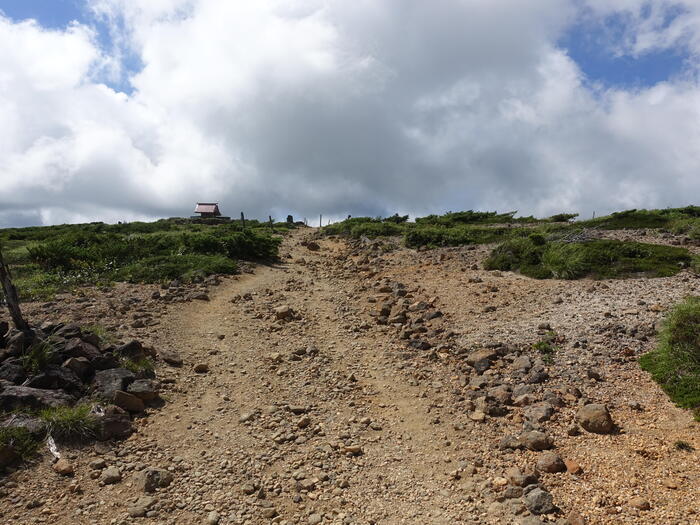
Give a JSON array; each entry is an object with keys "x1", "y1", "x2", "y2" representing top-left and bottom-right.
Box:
[
  {"x1": 0, "y1": 427, "x2": 40, "y2": 461},
  {"x1": 114, "y1": 254, "x2": 237, "y2": 283},
  {"x1": 549, "y1": 213, "x2": 579, "y2": 222},
  {"x1": 351, "y1": 222, "x2": 404, "y2": 238},
  {"x1": 404, "y1": 225, "x2": 515, "y2": 248},
  {"x1": 640, "y1": 296, "x2": 700, "y2": 412},
  {"x1": 485, "y1": 238, "x2": 691, "y2": 279},
  {"x1": 39, "y1": 404, "x2": 98, "y2": 442}
]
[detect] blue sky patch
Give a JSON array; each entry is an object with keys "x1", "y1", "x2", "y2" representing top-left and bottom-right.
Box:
[{"x1": 560, "y1": 7, "x2": 691, "y2": 89}]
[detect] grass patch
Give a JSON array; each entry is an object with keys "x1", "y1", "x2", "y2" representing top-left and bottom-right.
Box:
[
  {"x1": 640, "y1": 296, "x2": 700, "y2": 412},
  {"x1": 82, "y1": 324, "x2": 118, "y2": 346},
  {"x1": 20, "y1": 339, "x2": 57, "y2": 375},
  {"x1": 485, "y1": 237, "x2": 691, "y2": 280},
  {"x1": 1, "y1": 218, "x2": 283, "y2": 299},
  {"x1": 0, "y1": 427, "x2": 40, "y2": 461},
  {"x1": 119, "y1": 356, "x2": 155, "y2": 375},
  {"x1": 533, "y1": 332, "x2": 559, "y2": 364},
  {"x1": 674, "y1": 440, "x2": 695, "y2": 452},
  {"x1": 39, "y1": 404, "x2": 98, "y2": 443}
]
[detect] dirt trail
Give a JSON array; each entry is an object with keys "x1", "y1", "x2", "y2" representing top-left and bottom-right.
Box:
[{"x1": 6, "y1": 227, "x2": 700, "y2": 525}]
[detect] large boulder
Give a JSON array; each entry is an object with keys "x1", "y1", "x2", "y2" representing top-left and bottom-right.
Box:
[
  {"x1": 0, "y1": 361, "x2": 26, "y2": 384},
  {"x1": 127, "y1": 379, "x2": 160, "y2": 401},
  {"x1": 0, "y1": 385, "x2": 74, "y2": 410},
  {"x1": 576, "y1": 404, "x2": 615, "y2": 434},
  {"x1": 93, "y1": 368, "x2": 135, "y2": 400},
  {"x1": 64, "y1": 338, "x2": 101, "y2": 360},
  {"x1": 524, "y1": 487, "x2": 556, "y2": 515},
  {"x1": 1, "y1": 413, "x2": 46, "y2": 437},
  {"x1": 26, "y1": 366, "x2": 83, "y2": 396}
]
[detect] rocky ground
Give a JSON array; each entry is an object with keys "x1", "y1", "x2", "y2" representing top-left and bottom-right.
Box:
[{"x1": 1, "y1": 228, "x2": 699, "y2": 525}]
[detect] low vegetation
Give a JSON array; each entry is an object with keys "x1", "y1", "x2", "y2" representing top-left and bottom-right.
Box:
[
  {"x1": 39, "y1": 404, "x2": 99, "y2": 443},
  {"x1": 0, "y1": 218, "x2": 286, "y2": 300},
  {"x1": 640, "y1": 296, "x2": 700, "y2": 415},
  {"x1": 0, "y1": 427, "x2": 40, "y2": 462},
  {"x1": 484, "y1": 237, "x2": 691, "y2": 280}
]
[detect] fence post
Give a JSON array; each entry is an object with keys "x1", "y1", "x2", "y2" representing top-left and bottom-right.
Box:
[
  {"x1": 241, "y1": 212, "x2": 246, "y2": 230},
  {"x1": 269, "y1": 215, "x2": 274, "y2": 232}
]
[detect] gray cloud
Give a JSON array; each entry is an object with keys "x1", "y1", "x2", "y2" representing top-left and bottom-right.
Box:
[{"x1": 1, "y1": 0, "x2": 699, "y2": 228}]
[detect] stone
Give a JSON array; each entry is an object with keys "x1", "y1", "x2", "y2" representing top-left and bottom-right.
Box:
[
  {"x1": 26, "y1": 366, "x2": 83, "y2": 396},
  {"x1": 64, "y1": 338, "x2": 101, "y2": 360},
  {"x1": 274, "y1": 305, "x2": 294, "y2": 320},
  {"x1": 113, "y1": 390, "x2": 145, "y2": 412},
  {"x1": 629, "y1": 497, "x2": 650, "y2": 511},
  {"x1": 128, "y1": 496, "x2": 155, "y2": 518},
  {"x1": 193, "y1": 363, "x2": 209, "y2": 374},
  {"x1": 308, "y1": 514, "x2": 322, "y2": 525},
  {"x1": 564, "y1": 459, "x2": 583, "y2": 475},
  {"x1": 89, "y1": 458, "x2": 107, "y2": 470},
  {"x1": 0, "y1": 414, "x2": 46, "y2": 436},
  {"x1": 466, "y1": 349, "x2": 497, "y2": 373},
  {"x1": 519, "y1": 431, "x2": 553, "y2": 451},
  {"x1": 100, "y1": 466, "x2": 122, "y2": 484},
  {"x1": 536, "y1": 452, "x2": 566, "y2": 473},
  {"x1": 62, "y1": 357, "x2": 92, "y2": 380},
  {"x1": 116, "y1": 340, "x2": 148, "y2": 360},
  {"x1": 127, "y1": 379, "x2": 160, "y2": 401},
  {"x1": 134, "y1": 467, "x2": 174, "y2": 493},
  {"x1": 93, "y1": 368, "x2": 136, "y2": 400},
  {"x1": 53, "y1": 458, "x2": 74, "y2": 476},
  {"x1": 0, "y1": 361, "x2": 26, "y2": 384},
  {"x1": 576, "y1": 404, "x2": 615, "y2": 434},
  {"x1": 524, "y1": 487, "x2": 556, "y2": 515},
  {"x1": 159, "y1": 349, "x2": 183, "y2": 367},
  {"x1": 525, "y1": 403, "x2": 554, "y2": 423},
  {"x1": 0, "y1": 444, "x2": 18, "y2": 468},
  {"x1": 95, "y1": 405, "x2": 134, "y2": 441},
  {"x1": 207, "y1": 511, "x2": 220, "y2": 524},
  {"x1": 0, "y1": 385, "x2": 73, "y2": 411},
  {"x1": 505, "y1": 467, "x2": 538, "y2": 487}
]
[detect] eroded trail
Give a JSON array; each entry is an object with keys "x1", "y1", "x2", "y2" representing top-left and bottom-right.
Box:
[
  {"x1": 8, "y1": 228, "x2": 700, "y2": 525},
  {"x1": 126, "y1": 229, "x2": 475, "y2": 525}
]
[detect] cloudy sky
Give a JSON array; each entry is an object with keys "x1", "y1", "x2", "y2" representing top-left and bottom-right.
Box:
[{"x1": 1, "y1": 0, "x2": 699, "y2": 227}]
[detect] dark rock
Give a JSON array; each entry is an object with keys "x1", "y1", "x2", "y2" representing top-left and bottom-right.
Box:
[
  {"x1": 91, "y1": 354, "x2": 121, "y2": 370},
  {"x1": 524, "y1": 487, "x2": 556, "y2": 515},
  {"x1": 519, "y1": 431, "x2": 554, "y2": 451},
  {"x1": 0, "y1": 385, "x2": 74, "y2": 410},
  {"x1": 576, "y1": 404, "x2": 615, "y2": 434},
  {"x1": 0, "y1": 361, "x2": 26, "y2": 384},
  {"x1": 127, "y1": 379, "x2": 159, "y2": 401},
  {"x1": 525, "y1": 402, "x2": 554, "y2": 423},
  {"x1": 54, "y1": 324, "x2": 82, "y2": 339},
  {"x1": 93, "y1": 368, "x2": 135, "y2": 400},
  {"x1": 113, "y1": 391, "x2": 145, "y2": 413},
  {"x1": 134, "y1": 467, "x2": 174, "y2": 492},
  {"x1": 505, "y1": 466, "x2": 538, "y2": 487},
  {"x1": 6, "y1": 331, "x2": 30, "y2": 354},
  {"x1": 65, "y1": 338, "x2": 101, "y2": 360},
  {"x1": 0, "y1": 444, "x2": 18, "y2": 467},
  {"x1": 26, "y1": 366, "x2": 83, "y2": 396},
  {"x1": 0, "y1": 320, "x2": 8, "y2": 348},
  {"x1": 115, "y1": 341, "x2": 146, "y2": 360},
  {"x1": 62, "y1": 357, "x2": 92, "y2": 380},
  {"x1": 95, "y1": 405, "x2": 133, "y2": 441}
]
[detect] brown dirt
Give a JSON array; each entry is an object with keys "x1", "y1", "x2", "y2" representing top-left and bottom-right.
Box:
[{"x1": 2, "y1": 228, "x2": 699, "y2": 525}]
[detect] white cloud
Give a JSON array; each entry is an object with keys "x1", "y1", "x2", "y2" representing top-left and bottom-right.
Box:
[{"x1": 0, "y1": 0, "x2": 699, "y2": 227}]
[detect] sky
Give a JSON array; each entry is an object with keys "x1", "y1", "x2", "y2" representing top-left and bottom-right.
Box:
[{"x1": 0, "y1": 1, "x2": 699, "y2": 227}]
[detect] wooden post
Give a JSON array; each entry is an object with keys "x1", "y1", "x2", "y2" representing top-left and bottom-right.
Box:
[
  {"x1": 269, "y1": 215, "x2": 274, "y2": 232},
  {"x1": 240, "y1": 212, "x2": 246, "y2": 230},
  {"x1": 0, "y1": 243, "x2": 30, "y2": 332},
  {"x1": 319, "y1": 214, "x2": 322, "y2": 229}
]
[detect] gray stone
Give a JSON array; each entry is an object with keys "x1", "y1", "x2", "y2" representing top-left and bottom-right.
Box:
[
  {"x1": 524, "y1": 487, "x2": 556, "y2": 515},
  {"x1": 519, "y1": 431, "x2": 553, "y2": 451},
  {"x1": 536, "y1": 452, "x2": 566, "y2": 473},
  {"x1": 93, "y1": 369, "x2": 135, "y2": 400},
  {"x1": 100, "y1": 466, "x2": 122, "y2": 484},
  {"x1": 0, "y1": 385, "x2": 73, "y2": 410},
  {"x1": 576, "y1": 404, "x2": 615, "y2": 434},
  {"x1": 134, "y1": 467, "x2": 174, "y2": 493}
]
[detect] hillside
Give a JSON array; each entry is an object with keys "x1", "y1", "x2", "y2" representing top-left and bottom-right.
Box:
[{"x1": 0, "y1": 209, "x2": 699, "y2": 525}]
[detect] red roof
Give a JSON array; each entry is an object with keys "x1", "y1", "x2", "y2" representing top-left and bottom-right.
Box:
[{"x1": 194, "y1": 203, "x2": 219, "y2": 214}]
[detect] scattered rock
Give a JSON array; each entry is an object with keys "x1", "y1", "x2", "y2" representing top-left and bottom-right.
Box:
[{"x1": 576, "y1": 404, "x2": 615, "y2": 434}]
